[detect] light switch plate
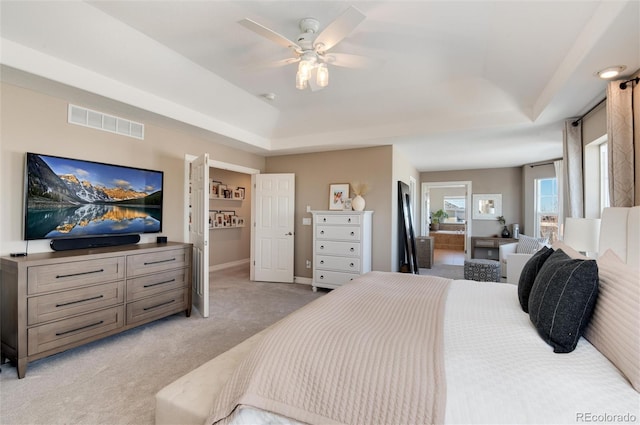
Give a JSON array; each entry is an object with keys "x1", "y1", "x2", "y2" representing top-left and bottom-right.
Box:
[{"x1": 302, "y1": 217, "x2": 311, "y2": 225}]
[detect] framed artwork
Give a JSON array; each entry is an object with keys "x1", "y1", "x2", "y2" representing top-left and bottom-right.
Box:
[
  {"x1": 214, "y1": 213, "x2": 224, "y2": 228},
  {"x1": 329, "y1": 183, "x2": 349, "y2": 210},
  {"x1": 472, "y1": 194, "x2": 502, "y2": 220},
  {"x1": 344, "y1": 198, "x2": 353, "y2": 211},
  {"x1": 237, "y1": 187, "x2": 245, "y2": 199},
  {"x1": 210, "y1": 180, "x2": 221, "y2": 198},
  {"x1": 233, "y1": 188, "x2": 243, "y2": 200}
]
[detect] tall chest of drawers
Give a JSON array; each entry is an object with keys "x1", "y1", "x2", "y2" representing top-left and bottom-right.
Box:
[
  {"x1": 311, "y1": 211, "x2": 373, "y2": 292},
  {"x1": 1, "y1": 242, "x2": 192, "y2": 378}
]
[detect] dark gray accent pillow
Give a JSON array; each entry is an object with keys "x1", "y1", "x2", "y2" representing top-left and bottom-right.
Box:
[
  {"x1": 518, "y1": 246, "x2": 554, "y2": 312},
  {"x1": 528, "y1": 249, "x2": 599, "y2": 353}
]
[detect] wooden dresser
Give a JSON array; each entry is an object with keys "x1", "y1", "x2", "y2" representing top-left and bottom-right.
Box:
[
  {"x1": 470, "y1": 237, "x2": 517, "y2": 260},
  {"x1": 311, "y1": 211, "x2": 373, "y2": 292},
  {"x1": 1, "y1": 242, "x2": 192, "y2": 378}
]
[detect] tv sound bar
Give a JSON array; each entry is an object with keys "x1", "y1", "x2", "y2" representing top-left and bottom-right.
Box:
[{"x1": 50, "y1": 234, "x2": 141, "y2": 251}]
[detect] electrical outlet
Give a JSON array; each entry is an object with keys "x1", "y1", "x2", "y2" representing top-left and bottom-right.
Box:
[{"x1": 306, "y1": 260, "x2": 311, "y2": 269}]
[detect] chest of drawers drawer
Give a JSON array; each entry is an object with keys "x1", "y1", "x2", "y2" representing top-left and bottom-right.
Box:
[
  {"x1": 27, "y1": 306, "x2": 124, "y2": 356},
  {"x1": 127, "y1": 268, "x2": 188, "y2": 301},
  {"x1": 27, "y1": 257, "x2": 125, "y2": 295},
  {"x1": 315, "y1": 240, "x2": 360, "y2": 256},
  {"x1": 316, "y1": 226, "x2": 361, "y2": 241},
  {"x1": 315, "y1": 214, "x2": 361, "y2": 225},
  {"x1": 316, "y1": 255, "x2": 361, "y2": 272},
  {"x1": 126, "y1": 288, "x2": 189, "y2": 326},
  {"x1": 314, "y1": 270, "x2": 359, "y2": 286},
  {"x1": 27, "y1": 280, "x2": 125, "y2": 326},
  {"x1": 127, "y1": 248, "x2": 190, "y2": 277}
]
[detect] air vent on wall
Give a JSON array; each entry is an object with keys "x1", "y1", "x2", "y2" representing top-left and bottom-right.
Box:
[{"x1": 68, "y1": 104, "x2": 144, "y2": 140}]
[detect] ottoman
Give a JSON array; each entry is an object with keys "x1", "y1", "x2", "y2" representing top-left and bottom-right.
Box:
[{"x1": 464, "y1": 259, "x2": 501, "y2": 282}]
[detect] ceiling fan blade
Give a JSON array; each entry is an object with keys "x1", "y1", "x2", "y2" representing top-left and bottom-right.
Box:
[
  {"x1": 239, "y1": 18, "x2": 302, "y2": 53},
  {"x1": 314, "y1": 6, "x2": 366, "y2": 52},
  {"x1": 322, "y1": 53, "x2": 379, "y2": 69}
]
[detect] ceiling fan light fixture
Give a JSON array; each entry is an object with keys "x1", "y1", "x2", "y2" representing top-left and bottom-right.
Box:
[
  {"x1": 298, "y1": 59, "x2": 313, "y2": 80},
  {"x1": 317, "y1": 63, "x2": 329, "y2": 87},
  {"x1": 597, "y1": 65, "x2": 626, "y2": 79}
]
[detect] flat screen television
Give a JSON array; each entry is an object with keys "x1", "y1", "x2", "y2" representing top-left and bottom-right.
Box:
[{"x1": 24, "y1": 152, "x2": 164, "y2": 240}]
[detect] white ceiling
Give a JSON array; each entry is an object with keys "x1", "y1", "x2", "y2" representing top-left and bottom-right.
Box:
[{"x1": 1, "y1": 1, "x2": 638, "y2": 171}]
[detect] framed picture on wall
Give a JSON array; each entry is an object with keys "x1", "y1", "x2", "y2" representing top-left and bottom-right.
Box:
[
  {"x1": 329, "y1": 183, "x2": 349, "y2": 210},
  {"x1": 472, "y1": 194, "x2": 502, "y2": 219}
]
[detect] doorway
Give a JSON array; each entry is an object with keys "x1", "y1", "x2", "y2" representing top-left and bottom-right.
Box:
[{"x1": 421, "y1": 181, "x2": 472, "y2": 266}]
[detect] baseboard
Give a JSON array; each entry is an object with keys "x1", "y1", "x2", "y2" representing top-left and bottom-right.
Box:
[
  {"x1": 210, "y1": 258, "x2": 250, "y2": 272},
  {"x1": 294, "y1": 276, "x2": 312, "y2": 285}
]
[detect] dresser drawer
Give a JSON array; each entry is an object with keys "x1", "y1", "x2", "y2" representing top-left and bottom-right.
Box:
[
  {"x1": 315, "y1": 214, "x2": 361, "y2": 225},
  {"x1": 27, "y1": 281, "x2": 124, "y2": 326},
  {"x1": 27, "y1": 257, "x2": 125, "y2": 295},
  {"x1": 27, "y1": 306, "x2": 124, "y2": 356},
  {"x1": 127, "y1": 248, "x2": 190, "y2": 277},
  {"x1": 315, "y1": 240, "x2": 360, "y2": 256},
  {"x1": 316, "y1": 226, "x2": 361, "y2": 241},
  {"x1": 126, "y1": 288, "x2": 188, "y2": 326},
  {"x1": 316, "y1": 255, "x2": 361, "y2": 272},
  {"x1": 127, "y1": 268, "x2": 188, "y2": 301},
  {"x1": 315, "y1": 270, "x2": 359, "y2": 286}
]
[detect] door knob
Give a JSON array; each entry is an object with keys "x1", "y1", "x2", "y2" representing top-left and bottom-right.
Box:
[{"x1": 285, "y1": 232, "x2": 293, "y2": 235}]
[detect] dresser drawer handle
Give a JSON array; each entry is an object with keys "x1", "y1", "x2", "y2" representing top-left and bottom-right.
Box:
[
  {"x1": 143, "y1": 278, "x2": 176, "y2": 288},
  {"x1": 323, "y1": 218, "x2": 327, "y2": 222},
  {"x1": 350, "y1": 263, "x2": 355, "y2": 268},
  {"x1": 320, "y1": 230, "x2": 325, "y2": 235},
  {"x1": 56, "y1": 269, "x2": 104, "y2": 279},
  {"x1": 320, "y1": 260, "x2": 324, "y2": 265},
  {"x1": 143, "y1": 299, "x2": 175, "y2": 311},
  {"x1": 56, "y1": 295, "x2": 104, "y2": 308},
  {"x1": 350, "y1": 232, "x2": 355, "y2": 236},
  {"x1": 347, "y1": 218, "x2": 352, "y2": 223},
  {"x1": 56, "y1": 320, "x2": 104, "y2": 336},
  {"x1": 350, "y1": 247, "x2": 355, "y2": 252},
  {"x1": 144, "y1": 258, "x2": 176, "y2": 266},
  {"x1": 320, "y1": 245, "x2": 325, "y2": 249},
  {"x1": 319, "y1": 275, "x2": 325, "y2": 279}
]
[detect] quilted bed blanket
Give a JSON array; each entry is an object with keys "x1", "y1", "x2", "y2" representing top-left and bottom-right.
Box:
[{"x1": 206, "y1": 272, "x2": 451, "y2": 425}]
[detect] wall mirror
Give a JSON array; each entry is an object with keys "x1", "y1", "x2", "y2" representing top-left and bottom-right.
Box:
[{"x1": 472, "y1": 194, "x2": 502, "y2": 220}]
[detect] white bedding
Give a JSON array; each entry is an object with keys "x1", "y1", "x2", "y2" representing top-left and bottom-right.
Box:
[{"x1": 224, "y1": 279, "x2": 640, "y2": 425}]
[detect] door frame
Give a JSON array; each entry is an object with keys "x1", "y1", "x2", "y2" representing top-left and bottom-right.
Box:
[{"x1": 421, "y1": 181, "x2": 472, "y2": 258}]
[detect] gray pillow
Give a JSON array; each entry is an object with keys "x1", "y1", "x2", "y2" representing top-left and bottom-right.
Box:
[
  {"x1": 528, "y1": 249, "x2": 599, "y2": 353},
  {"x1": 518, "y1": 246, "x2": 553, "y2": 312}
]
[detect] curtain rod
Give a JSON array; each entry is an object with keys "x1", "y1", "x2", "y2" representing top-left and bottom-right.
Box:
[
  {"x1": 571, "y1": 97, "x2": 606, "y2": 127},
  {"x1": 530, "y1": 162, "x2": 555, "y2": 168}
]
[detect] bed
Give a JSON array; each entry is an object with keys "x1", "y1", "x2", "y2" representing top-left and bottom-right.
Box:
[{"x1": 156, "y1": 207, "x2": 639, "y2": 425}]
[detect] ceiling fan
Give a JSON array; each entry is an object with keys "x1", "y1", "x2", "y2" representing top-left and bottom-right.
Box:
[{"x1": 239, "y1": 6, "x2": 370, "y2": 91}]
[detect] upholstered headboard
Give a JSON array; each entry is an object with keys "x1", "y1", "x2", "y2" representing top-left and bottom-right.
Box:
[{"x1": 599, "y1": 206, "x2": 640, "y2": 269}]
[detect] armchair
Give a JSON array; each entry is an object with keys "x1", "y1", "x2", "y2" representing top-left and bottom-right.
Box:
[{"x1": 499, "y1": 235, "x2": 549, "y2": 283}]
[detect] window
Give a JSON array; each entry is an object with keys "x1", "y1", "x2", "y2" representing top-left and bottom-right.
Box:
[
  {"x1": 585, "y1": 136, "x2": 609, "y2": 217},
  {"x1": 534, "y1": 177, "x2": 559, "y2": 243},
  {"x1": 443, "y1": 196, "x2": 465, "y2": 222}
]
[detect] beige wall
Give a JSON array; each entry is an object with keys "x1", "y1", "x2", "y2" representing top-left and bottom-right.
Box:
[
  {"x1": 0, "y1": 82, "x2": 265, "y2": 256},
  {"x1": 209, "y1": 168, "x2": 251, "y2": 267},
  {"x1": 266, "y1": 146, "x2": 394, "y2": 277},
  {"x1": 421, "y1": 167, "x2": 522, "y2": 237}
]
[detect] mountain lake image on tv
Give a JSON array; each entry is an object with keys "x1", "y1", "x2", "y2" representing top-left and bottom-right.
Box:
[{"x1": 25, "y1": 153, "x2": 164, "y2": 240}]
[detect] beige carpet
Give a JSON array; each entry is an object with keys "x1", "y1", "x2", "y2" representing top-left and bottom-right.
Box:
[{"x1": 0, "y1": 265, "x2": 324, "y2": 425}]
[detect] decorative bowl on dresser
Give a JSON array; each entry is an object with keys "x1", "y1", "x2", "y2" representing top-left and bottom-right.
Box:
[
  {"x1": 0, "y1": 241, "x2": 192, "y2": 378},
  {"x1": 310, "y1": 211, "x2": 373, "y2": 292}
]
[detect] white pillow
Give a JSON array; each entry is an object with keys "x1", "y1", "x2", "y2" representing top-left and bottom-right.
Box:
[{"x1": 516, "y1": 235, "x2": 548, "y2": 254}]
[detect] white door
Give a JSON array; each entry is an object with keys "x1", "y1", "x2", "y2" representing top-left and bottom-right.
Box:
[
  {"x1": 189, "y1": 154, "x2": 210, "y2": 317},
  {"x1": 252, "y1": 173, "x2": 295, "y2": 282}
]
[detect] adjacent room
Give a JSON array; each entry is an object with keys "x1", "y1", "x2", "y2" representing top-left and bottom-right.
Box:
[{"x1": 1, "y1": 1, "x2": 639, "y2": 424}]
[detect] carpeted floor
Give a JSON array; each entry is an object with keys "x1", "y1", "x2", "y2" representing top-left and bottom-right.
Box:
[{"x1": 0, "y1": 265, "x2": 324, "y2": 425}]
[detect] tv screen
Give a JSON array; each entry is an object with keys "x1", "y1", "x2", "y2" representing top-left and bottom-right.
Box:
[{"x1": 24, "y1": 152, "x2": 164, "y2": 240}]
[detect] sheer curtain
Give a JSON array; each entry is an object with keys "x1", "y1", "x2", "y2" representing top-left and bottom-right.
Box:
[
  {"x1": 554, "y1": 159, "x2": 564, "y2": 235},
  {"x1": 563, "y1": 120, "x2": 584, "y2": 217},
  {"x1": 606, "y1": 75, "x2": 638, "y2": 207}
]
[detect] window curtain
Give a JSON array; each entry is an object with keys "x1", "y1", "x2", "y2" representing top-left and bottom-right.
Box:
[
  {"x1": 554, "y1": 159, "x2": 564, "y2": 235},
  {"x1": 562, "y1": 120, "x2": 584, "y2": 217},
  {"x1": 606, "y1": 77, "x2": 638, "y2": 207}
]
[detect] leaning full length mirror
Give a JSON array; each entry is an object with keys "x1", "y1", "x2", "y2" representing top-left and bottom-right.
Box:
[{"x1": 472, "y1": 194, "x2": 502, "y2": 220}]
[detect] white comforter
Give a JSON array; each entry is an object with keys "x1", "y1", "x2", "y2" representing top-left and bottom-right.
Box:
[{"x1": 226, "y1": 279, "x2": 640, "y2": 425}]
